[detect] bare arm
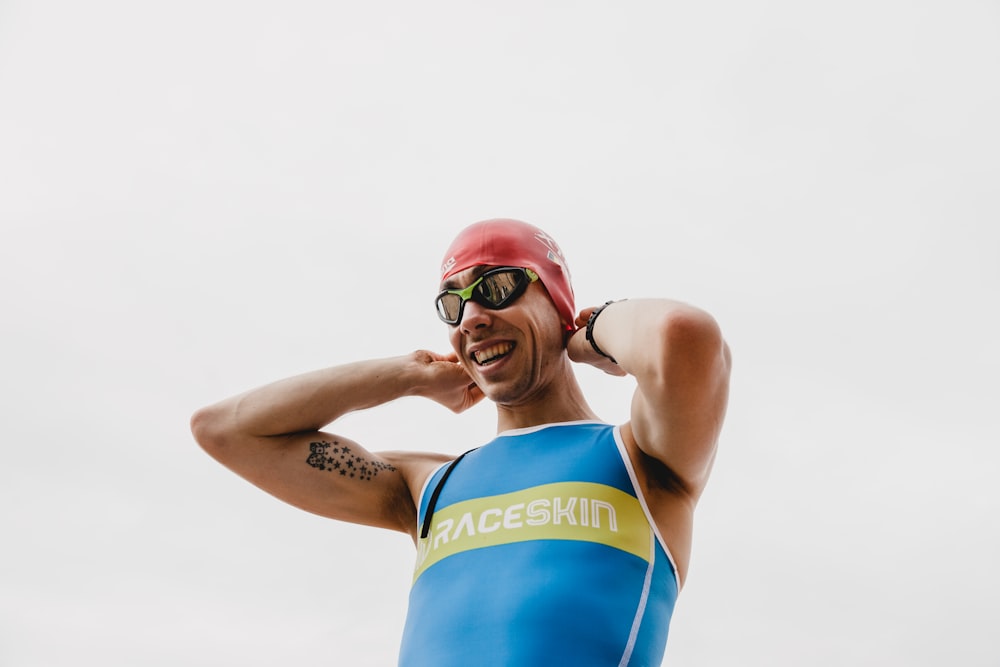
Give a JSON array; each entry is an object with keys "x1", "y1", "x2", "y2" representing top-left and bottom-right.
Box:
[
  {"x1": 190, "y1": 351, "x2": 484, "y2": 536},
  {"x1": 568, "y1": 299, "x2": 731, "y2": 501}
]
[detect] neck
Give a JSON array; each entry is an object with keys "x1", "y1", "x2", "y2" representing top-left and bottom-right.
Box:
[{"x1": 493, "y1": 363, "x2": 600, "y2": 433}]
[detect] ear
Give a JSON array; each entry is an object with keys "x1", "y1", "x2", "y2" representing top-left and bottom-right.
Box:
[{"x1": 561, "y1": 321, "x2": 577, "y2": 347}]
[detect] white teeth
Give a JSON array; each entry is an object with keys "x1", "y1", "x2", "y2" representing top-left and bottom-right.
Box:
[{"x1": 474, "y1": 342, "x2": 513, "y2": 365}]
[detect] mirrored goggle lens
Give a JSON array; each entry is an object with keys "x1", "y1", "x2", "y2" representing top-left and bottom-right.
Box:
[
  {"x1": 477, "y1": 269, "x2": 523, "y2": 306},
  {"x1": 436, "y1": 293, "x2": 463, "y2": 323}
]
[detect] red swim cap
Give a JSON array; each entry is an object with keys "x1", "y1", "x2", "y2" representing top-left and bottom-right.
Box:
[{"x1": 440, "y1": 219, "x2": 575, "y2": 331}]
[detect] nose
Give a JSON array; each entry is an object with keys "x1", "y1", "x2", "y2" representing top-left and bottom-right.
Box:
[{"x1": 459, "y1": 298, "x2": 492, "y2": 333}]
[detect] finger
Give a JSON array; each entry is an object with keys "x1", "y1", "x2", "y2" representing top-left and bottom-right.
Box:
[{"x1": 467, "y1": 381, "x2": 484, "y2": 400}]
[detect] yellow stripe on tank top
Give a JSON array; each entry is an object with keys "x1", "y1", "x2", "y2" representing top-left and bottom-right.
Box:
[{"x1": 413, "y1": 481, "x2": 651, "y2": 582}]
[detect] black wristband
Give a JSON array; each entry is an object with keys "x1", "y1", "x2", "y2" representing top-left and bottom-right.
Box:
[{"x1": 585, "y1": 300, "x2": 623, "y2": 364}]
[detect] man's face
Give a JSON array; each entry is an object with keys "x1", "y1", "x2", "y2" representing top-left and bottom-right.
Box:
[{"x1": 441, "y1": 265, "x2": 566, "y2": 405}]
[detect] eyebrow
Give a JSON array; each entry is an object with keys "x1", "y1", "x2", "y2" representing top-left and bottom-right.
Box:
[{"x1": 441, "y1": 265, "x2": 490, "y2": 291}]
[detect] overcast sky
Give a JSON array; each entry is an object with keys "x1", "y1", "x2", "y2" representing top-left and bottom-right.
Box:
[{"x1": 2, "y1": 1, "x2": 998, "y2": 665}]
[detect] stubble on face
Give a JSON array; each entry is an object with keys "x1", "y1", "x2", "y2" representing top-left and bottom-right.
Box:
[{"x1": 449, "y1": 283, "x2": 567, "y2": 407}]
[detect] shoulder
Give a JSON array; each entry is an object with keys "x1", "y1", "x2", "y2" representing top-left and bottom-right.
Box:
[
  {"x1": 378, "y1": 450, "x2": 457, "y2": 535},
  {"x1": 380, "y1": 449, "x2": 455, "y2": 486}
]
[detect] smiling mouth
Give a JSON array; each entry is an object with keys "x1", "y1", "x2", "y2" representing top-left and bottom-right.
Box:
[{"x1": 473, "y1": 342, "x2": 515, "y2": 366}]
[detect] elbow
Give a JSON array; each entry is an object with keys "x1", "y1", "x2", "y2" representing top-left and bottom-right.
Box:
[
  {"x1": 661, "y1": 306, "x2": 726, "y2": 359},
  {"x1": 647, "y1": 306, "x2": 731, "y2": 382},
  {"x1": 190, "y1": 404, "x2": 233, "y2": 457}
]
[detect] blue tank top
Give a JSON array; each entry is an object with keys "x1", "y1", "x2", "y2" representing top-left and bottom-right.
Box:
[{"x1": 399, "y1": 421, "x2": 679, "y2": 666}]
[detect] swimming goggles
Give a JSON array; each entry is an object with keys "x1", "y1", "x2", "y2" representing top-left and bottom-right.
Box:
[{"x1": 435, "y1": 267, "x2": 539, "y2": 325}]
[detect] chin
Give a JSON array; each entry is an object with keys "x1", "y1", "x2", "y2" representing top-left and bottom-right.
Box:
[
  {"x1": 475, "y1": 378, "x2": 521, "y2": 406},
  {"x1": 488, "y1": 378, "x2": 546, "y2": 408}
]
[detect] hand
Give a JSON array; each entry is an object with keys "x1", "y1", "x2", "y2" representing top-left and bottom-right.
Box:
[
  {"x1": 409, "y1": 350, "x2": 486, "y2": 413},
  {"x1": 566, "y1": 308, "x2": 627, "y2": 377}
]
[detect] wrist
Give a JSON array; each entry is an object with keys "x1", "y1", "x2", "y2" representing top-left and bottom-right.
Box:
[
  {"x1": 399, "y1": 351, "x2": 437, "y2": 398},
  {"x1": 586, "y1": 299, "x2": 625, "y2": 364}
]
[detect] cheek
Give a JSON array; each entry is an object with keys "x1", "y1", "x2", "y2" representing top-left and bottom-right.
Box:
[
  {"x1": 530, "y1": 300, "x2": 566, "y2": 346},
  {"x1": 530, "y1": 288, "x2": 565, "y2": 332},
  {"x1": 448, "y1": 328, "x2": 462, "y2": 355},
  {"x1": 524, "y1": 309, "x2": 566, "y2": 361}
]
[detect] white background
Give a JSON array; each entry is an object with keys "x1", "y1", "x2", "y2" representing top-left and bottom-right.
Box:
[{"x1": 2, "y1": 1, "x2": 998, "y2": 665}]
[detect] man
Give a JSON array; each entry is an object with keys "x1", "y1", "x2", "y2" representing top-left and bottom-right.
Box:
[{"x1": 191, "y1": 218, "x2": 731, "y2": 666}]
